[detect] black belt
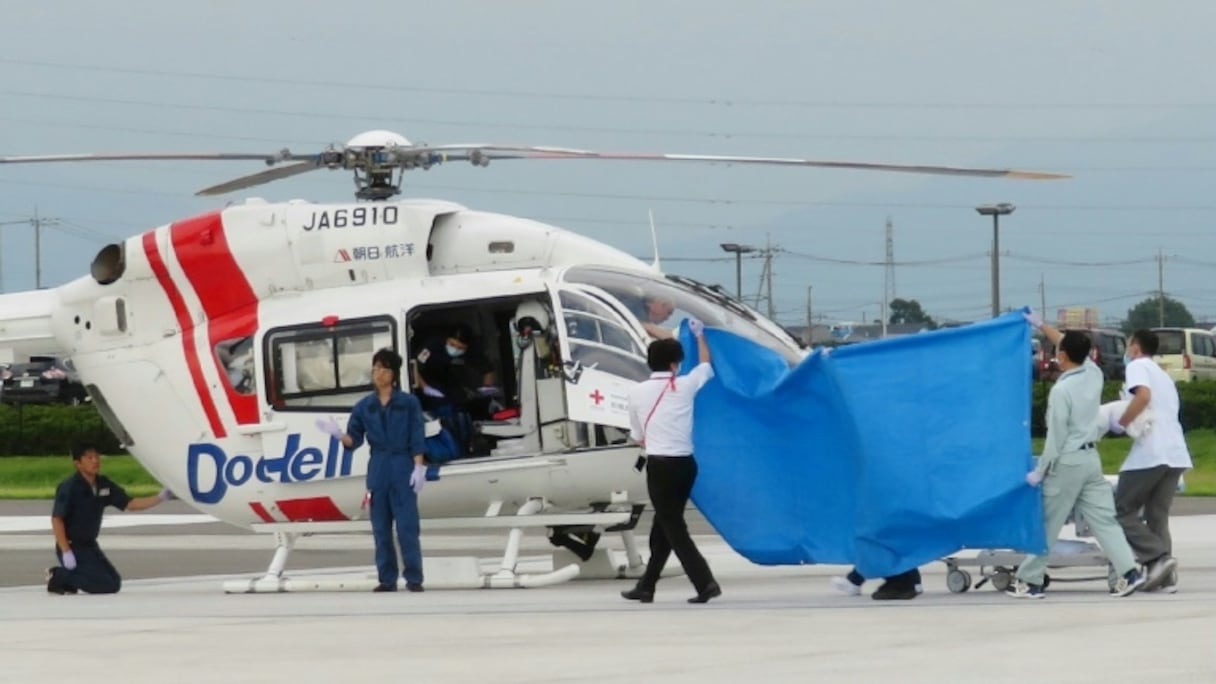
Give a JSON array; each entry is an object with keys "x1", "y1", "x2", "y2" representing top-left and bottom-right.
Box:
[{"x1": 1079, "y1": 442, "x2": 1095, "y2": 450}]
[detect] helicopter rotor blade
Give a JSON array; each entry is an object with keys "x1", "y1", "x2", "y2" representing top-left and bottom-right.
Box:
[
  {"x1": 411, "y1": 145, "x2": 1069, "y2": 180},
  {"x1": 195, "y1": 161, "x2": 322, "y2": 196},
  {"x1": 0, "y1": 152, "x2": 297, "y2": 164}
]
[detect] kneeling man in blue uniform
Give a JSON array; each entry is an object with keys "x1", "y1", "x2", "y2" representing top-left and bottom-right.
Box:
[{"x1": 47, "y1": 444, "x2": 175, "y2": 595}]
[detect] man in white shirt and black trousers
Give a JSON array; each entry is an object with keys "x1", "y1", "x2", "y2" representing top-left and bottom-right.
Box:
[{"x1": 621, "y1": 318, "x2": 722, "y2": 604}]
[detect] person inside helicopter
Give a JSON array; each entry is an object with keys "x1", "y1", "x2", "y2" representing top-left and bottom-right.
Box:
[
  {"x1": 414, "y1": 324, "x2": 497, "y2": 411},
  {"x1": 414, "y1": 323, "x2": 498, "y2": 456},
  {"x1": 638, "y1": 295, "x2": 678, "y2": 340}
]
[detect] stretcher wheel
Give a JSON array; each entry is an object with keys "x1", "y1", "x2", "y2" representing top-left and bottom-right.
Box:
[
  {"x1": 946, "y1": 569, "x2": 972, "y2": 593},
  {"x1": 991, "y1": 570, "x2": 1013, "y2": 592}
]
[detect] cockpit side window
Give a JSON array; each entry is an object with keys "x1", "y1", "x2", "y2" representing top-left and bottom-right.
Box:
[{"x1": 215, "y1": 336, "x2": 256, "y2": 396}]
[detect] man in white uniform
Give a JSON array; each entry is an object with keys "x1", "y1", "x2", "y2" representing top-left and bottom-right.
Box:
[
  {"x1": 621, "y1": 320, "x2": 722, "y2": 604},
  {"x1": 1113, "y1": 329, "x2": 1192, "y2": 592}
]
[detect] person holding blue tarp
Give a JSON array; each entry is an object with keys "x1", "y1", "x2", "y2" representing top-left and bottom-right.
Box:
[
  {"x1": 1009, "y1": 313, "x2": 1144, "y2": 599},
  {"x1": 621, "y1": 320, "x2": 722, "y2": 605}
]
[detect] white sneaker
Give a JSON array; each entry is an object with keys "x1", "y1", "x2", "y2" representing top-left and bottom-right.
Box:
[
  {"x1": 1006, "y1": 580, "x2": 1045, "y2": 599},
  {"x1": 914, "y1": 583, "x2": 924, "y2": 595},
  {"x1": 1162, "y1": 569, "x2": 1179, "y2": 594},
  {"x1": 831, "y1": 576, "x2": 861, "y2": 596},
  {"x1": 1142, "y1": 556, "x2": 1178, "y2": 592},
  {"x1": 1110, "y1": 569, "x2": 1146, "y2": 597}
]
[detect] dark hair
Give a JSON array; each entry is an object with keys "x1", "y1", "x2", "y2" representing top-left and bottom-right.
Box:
[
  {"x1": 448, "y1": 324, "x2": 472, "y2": 345},
  {"x1": 1058, "y1": 330, "x2": 1092, "y2": 365},
  {"x1": 71, "y1": 444, "x2": 99, "y2": 461},
  {"x1": 1131, "y1": 329, "x2": 1159, "y2": 356},
  {"x1": 372, "y1": 348, "x2": 403, "y2": 384},
  {"x1": 646, "y1": 338, "x2": 684, "y2": 371}
]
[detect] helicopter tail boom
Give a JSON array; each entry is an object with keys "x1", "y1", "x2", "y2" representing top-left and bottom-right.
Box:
[{"x1": 0, "y1": 289, "x2": 60, "y2": 363}]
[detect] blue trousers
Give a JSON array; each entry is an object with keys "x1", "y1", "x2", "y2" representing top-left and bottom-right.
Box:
[
  {"x1": 370, "y1": 482, "x2": 423, "y2": 587},
  {"x1": 51, "y1": 544, "x2": 122, "y2": 594}
]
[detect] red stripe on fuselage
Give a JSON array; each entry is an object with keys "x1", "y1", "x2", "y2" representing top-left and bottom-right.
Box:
[
  {"x1": 169, "y1": 212, "x2": 259, "y2": 426},
  {"x1": 249, "y1": 502, "x2": 276, "y2": 523},
  {"x1": 276, "y1": 497, "x2": 350, "y2": 522},
  {"x1": 142, "y1": 230, "x2": 228, "y2": 438}
]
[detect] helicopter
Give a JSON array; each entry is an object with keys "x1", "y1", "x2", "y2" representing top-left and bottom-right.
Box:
[{"x1": 0, "y1": 130, "x2": 1065, "y2": 591}]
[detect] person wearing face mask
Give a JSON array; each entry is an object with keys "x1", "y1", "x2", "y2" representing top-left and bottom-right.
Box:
[
  {"x1": 415, "y1": 324, "x2": 496, "y2": 456},
  {"x1": 415, "y1": 324, "x2": 496, "y2": 410},
  {"x1": 1110, "y1": 329, "x2": 1192, "y2": 593}
]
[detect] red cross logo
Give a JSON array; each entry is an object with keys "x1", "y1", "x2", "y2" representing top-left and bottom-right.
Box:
[{"x1": 589, "y1": 389, "x2": 605, "y2": 405}]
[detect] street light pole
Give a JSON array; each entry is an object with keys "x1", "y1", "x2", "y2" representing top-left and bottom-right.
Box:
[
  {"x1": 975, "y1": 203, "x2": 1015, "y2": 318},
  {"x1": 719, "y1": 242, "x2": 757, "y2": 302}
]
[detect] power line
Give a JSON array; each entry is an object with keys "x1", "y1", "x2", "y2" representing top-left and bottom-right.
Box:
[
  {"x1": 7, "y1": 57, "x2": 1216, "y2": 111},
  {"x1": 13, "y1": 91, "x2": 1216, "y2": 146},
  {"x1": 1004, "y1": 253, "x2": 1157, "y2": 267}
]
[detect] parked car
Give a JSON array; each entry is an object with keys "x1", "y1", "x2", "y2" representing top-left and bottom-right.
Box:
[
  {"x1": 1150, "y1": 327, "x2": 1216, "y2": 382},
  {"x1": 1033, "y1": 337, "x2": 1061, "y2": 382},
  {"x1": 0, "y1": 356, "x2": 89, "y2": 405},
  {"x1": 1039, "y1": 328, "x2": 1127, "y2": 381}
]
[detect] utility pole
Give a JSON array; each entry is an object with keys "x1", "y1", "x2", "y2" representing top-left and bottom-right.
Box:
[
  {"x1": 805, "y1": 285, "x2": 813, "y2": 346},
  {"x1": 1157, "y1": 248, "x2": 1166, "y2": 326},
  {"x1": 0, "y1": 210, "x2": 60, "y2": 292},
  {"x1": 765, "y1": 235, "x2": 775, "y2": 321},
  {"x1": 884, "y1": 216, "x2": 896, "y2": 304},
  {"x1": 882, "y1": 217, "x2": 895, "y2": 339},
  {"x1": 1038, "y1": 274, "x2": 1046, "y2": 320}
]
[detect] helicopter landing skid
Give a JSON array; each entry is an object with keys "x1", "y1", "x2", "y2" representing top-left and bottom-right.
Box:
[{"x1": 220, "y1": 503, "x2": 642, "y2": 593}]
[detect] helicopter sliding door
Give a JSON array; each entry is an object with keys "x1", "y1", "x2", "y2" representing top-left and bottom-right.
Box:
[{"x1": 552, "y1": 286, "x2": 649, "y2": 432}]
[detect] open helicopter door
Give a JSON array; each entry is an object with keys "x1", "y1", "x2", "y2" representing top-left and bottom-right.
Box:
[{"x1": 551, "y1": 286, "x2": 647, "y2": 434}]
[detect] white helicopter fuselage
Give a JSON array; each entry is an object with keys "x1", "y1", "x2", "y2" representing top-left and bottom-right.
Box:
[{"x1": 14, "y1": 197, "x2": 801, "y2": 531}]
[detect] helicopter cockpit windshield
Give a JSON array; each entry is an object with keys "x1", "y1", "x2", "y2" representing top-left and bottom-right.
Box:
[{"x1": 561, "y1": 266, "x2": 803, "y2": 365}]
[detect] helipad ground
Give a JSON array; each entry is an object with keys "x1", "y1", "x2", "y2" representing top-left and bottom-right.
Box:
[{"x1": 0, "y1": 506, "x2": 1212, "y2": 683}]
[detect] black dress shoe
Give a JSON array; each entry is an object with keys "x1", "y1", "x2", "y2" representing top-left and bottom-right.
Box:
[
  {"x1": 871, "y1": 582, "x2": 917, "y2": 600},
  {"x1": 406, "y1": 583, "x2": 424, "y2": 593},
  {"x1": 621, "y1": 587, "x2": 654, "y2": 603},
  {"x1": 372, "y1": 584, "x2": 398, "y2": 593},
  {"x1": 688, "y1": 582, "x2": 722, "y2": 604}
]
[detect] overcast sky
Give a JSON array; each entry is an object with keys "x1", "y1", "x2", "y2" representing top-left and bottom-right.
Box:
[{"x1": 3, "y1": 0, "x2": 1216, "y2": 326}]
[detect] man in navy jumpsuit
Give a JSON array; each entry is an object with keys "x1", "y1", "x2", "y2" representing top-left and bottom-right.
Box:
[
  {"x1": 331, "y1": 348, "x2": 429, "y2": 592},
  {"x1": 47, "y1": 444, "x2": 174, "y2": 594}
]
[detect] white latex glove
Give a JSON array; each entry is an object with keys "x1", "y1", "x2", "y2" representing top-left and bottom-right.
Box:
[
  {"x1": 1108, "y1": 412, "x2": 1126, "y2": 435},
  {"x1": 62, "y1": 550, "x2": 77, "y2": 571},
  {"x1": 409, "y1": 463, "x2": 427, "y2": 494},
  {"x1": 1026, "y1": 471, "x2": 1043, "y2": 487},
  {"x1": 422, "y1": 385, "x2": 445, "y2": 398},
  {"x1": 688, "y1": 318, "x2": 705, "y2": 337},
  {"x1": 157, "y1": 488, "x2": 177, "y2": 502},
  {"x1": 315, "y1": 416, "x2": 344, "y2": 439},
  {"x1": 1023, "y1": 309, "x2": 1044, "y2": 329}
]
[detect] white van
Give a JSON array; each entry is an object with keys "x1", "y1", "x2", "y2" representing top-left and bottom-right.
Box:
[{"x1": 1150, "y1": 327, "x2": 1216, "y2": 382}]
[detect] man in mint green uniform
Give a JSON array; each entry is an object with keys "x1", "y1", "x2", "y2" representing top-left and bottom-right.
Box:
[{"x1": 1008, "y1": 312, "x2": 1145, "y2": 599}]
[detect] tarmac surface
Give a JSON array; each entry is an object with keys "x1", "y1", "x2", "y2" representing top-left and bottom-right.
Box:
[{"x1": 1, "y1": 499, "x2": 1214, "y2": 682}]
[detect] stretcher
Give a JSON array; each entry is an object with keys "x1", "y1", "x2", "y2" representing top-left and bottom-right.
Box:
[
  {"x1": 941, "y1": 538, "x2": 1117, "y2": 593},
  {"x1": 940, "y1": 507, "x2": 1118, "y2": 593}
]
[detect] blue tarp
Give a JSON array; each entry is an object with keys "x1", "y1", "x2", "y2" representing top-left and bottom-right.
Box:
[{"x1": 681, "y1": 312, "x2": 1047, "y2": 579}]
